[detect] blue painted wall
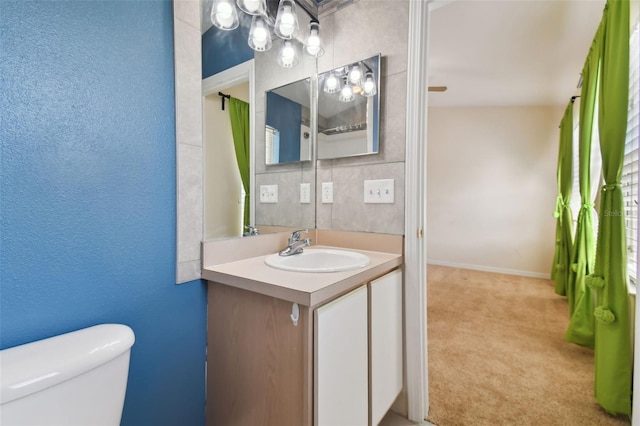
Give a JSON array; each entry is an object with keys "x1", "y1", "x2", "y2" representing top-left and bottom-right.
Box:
[
  {"x1": 0, "y1": 2, "x2": 207, "y2": 426},
  {"x1": 202, "y1": 12, "x2": 254, "y2": 79},
  {"x1": 266, "y1": 92, "x2": 303, "y2": 163}
]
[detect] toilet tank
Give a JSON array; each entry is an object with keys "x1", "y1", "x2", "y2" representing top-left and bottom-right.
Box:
[{"x1": 0, "y1": 324, "x2": 135, "y2": 426}]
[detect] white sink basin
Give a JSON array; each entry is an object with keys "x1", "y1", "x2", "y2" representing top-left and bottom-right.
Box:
[{"x1": 264, "y1": 248, "x2": 371, "y2": 273}]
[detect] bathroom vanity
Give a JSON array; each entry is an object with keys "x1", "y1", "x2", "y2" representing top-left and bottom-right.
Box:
[{"x1": 202, "y1": 231, "x2": 403, "y2": 426}]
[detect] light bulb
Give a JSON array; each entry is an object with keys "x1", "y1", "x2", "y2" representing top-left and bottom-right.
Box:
[
  {"x1": 282, "y1": 45, "x2": 294, "y2": 66},
  {"x1": 278, "y1": 40, "x2": 298, "y2": 68},
  {"x1": 253, "y1": 27, "x2": 268, "y2": 47},
  {"x1": 339, "y1": 83, "x2": 355, "y2": 102},
  {"x1": 212, "y1": 0, "x2": 239, "y2": 30},
  {"x1": 304, "y1": 21, "x2": 324, "y2": 57},
  {"x1": 349, "y1": 65, "x2": 362, "y2": 85},
  {"x1": 278, "y1": 6, "x2": 295, "y2": 37},
  {"x1": 242, "y1": 0, "x2": 259, "y2": 13},
  {"x1": 306, "y1": 32, "x2": 321, "y2": 55},
  {"x1": 325, "y1": 74, "x2": 339, "y2": 92},
  {"x1": 362, "y1": 72, "x2": 376, "y2": 97},
  {"x1": 217, "y1": 3, "x2": 233, "y2": 26},
  {"x1": 249, "y1": 15, "x2": 272, "y2": 51}
]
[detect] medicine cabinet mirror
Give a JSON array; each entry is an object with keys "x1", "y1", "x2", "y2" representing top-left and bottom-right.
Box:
[
  {"x1": 316, "y1": 54, "x2": 381, "y2": 160},
  {"x1": 264, "y1": 78, "x2": 313, "y2": 165}
]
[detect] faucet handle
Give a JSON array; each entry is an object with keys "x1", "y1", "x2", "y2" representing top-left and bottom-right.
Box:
[{"x1": 289, "y1": 228, "x2": 309, "y2": 243}]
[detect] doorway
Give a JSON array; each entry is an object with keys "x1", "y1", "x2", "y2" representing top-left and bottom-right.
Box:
[{"x1": 203, "y1": 82, "x2": 250, "y2": 240}]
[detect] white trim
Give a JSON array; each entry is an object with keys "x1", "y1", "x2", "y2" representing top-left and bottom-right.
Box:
[
  {"x1": 201, "y1": 60, "x2": 256, "y2": 227},
  {"x1": 633, "y1": 7, "x2": 640, "y2": 425},
  {"x1": 426, "y1": 260, "x2": 551, "y2": 280},
  {"x1": 404, "y1": 0, "x2": 430, "y2": 422}
]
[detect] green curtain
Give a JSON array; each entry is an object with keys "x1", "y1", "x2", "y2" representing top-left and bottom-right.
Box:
[
  {"x1": 551, "y1": 103, "x2": 574, "y2": 296},
  {"x1": 565, "y1": 23, "x2": 602, "y2": 348},
  {"x1": 229, "y1": 98, "x2": 251, "y2": 229},
  {"x1": 586, "y1": 0, "x2": 631, "y2": 415}
]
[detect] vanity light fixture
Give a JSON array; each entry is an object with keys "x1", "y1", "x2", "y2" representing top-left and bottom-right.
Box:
[
  {"x1": 248, "y1": 15, "x2": 272, "y2": 51},
  {"x1": 211, "y1": 0, "x2": 312, "y2": 68},
  {"x1": 304, "y1": 20, "x2": 324, "y2": 57},
  {"x1": 277, "y1": 39, "x2": 299, "y2": 68},
  {"x1": 324, "y1": 61, "x2": 377, "y2": 102},
  {"x1": 274, "y1": 0, "x2": 300, "y2": 39},
  {"x1": 211, "y1": 0, "x2": 240, "y2": 30},
  {"x1": 323, "y1": 72, "x2": 341, "y2": 94}
]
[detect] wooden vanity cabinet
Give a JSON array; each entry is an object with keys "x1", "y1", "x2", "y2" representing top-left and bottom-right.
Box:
[
  {"x1": 207, "y1": 282, "x2": 312, "y2": 426},
  {"x1": 206, "y1": 268, "x2": 403, "y2": 426}
]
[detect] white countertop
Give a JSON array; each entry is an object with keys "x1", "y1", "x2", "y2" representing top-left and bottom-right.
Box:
[{"x1": 202, "y1": 246, "x2": 402, "y2": 307}]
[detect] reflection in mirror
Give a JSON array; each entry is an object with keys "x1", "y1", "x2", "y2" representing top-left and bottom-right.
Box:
[
  {"x1": 317, "y1": 54, "x2": 381, "y2": 160},
  {"x1": 265, "y1": 78, "x2": 312, "y2": 165}
]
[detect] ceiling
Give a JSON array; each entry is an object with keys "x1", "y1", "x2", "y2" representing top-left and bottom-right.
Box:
[{"x1": 428, "y1": 0, "x2": 606, "y2": 107}]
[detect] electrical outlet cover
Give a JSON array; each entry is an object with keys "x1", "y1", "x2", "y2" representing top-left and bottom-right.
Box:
[
  {"x1": 300, "y1": 183, "x2": 311, "y2": 204},
  {"x1": 322, "y1": 182, "x2": 333, "y2": 204}
]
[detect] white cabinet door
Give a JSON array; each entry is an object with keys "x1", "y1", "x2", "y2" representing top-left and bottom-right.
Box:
[
  {"x1": 370, "y1": 269, "x2": 403, "y2": 425},
  {"x1": 315, "y1": 285, "x2": 368, "y2": 426}
]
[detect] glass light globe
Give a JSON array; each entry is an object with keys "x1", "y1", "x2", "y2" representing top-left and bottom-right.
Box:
[
  {"x1": 239, "y1": 0, "x2": 260, "y2": 13},
  {"x1": 362, "y1": 72, "x2": 377, "y2": 97},
  {"x1": 304, "y1": 21, "x2": 324, "y2": 57},
  {"x1": 274, "y1": 0, "x2": 299, "y2": 39},
  {"x1": 278, "y1": 7, "x2": 295, "y2": 37},
  {"x1": 339, "y1": 83, "x2": 355, "y2": 102},
  {"x1": 248, "y1": 15, "x2": 272, "y2": 51},
  {"x1": 324, "y1": 73, "x2": 340, "y2": 94},
  {"x1": 253, "y1": 28, "x2": 268, "y2": 47},
  {"x1": 277, "y1": 40, "x2": 298, "y2": 68},
  {"x1": 306, "y1": 33, "x2": 321, "y2": 55},
  {"x1": 348, "y1": 65, "x2": 362, "y2": 85},
  {"x1": 211, "y1": 0, "x2": 239, "y2": 30}
]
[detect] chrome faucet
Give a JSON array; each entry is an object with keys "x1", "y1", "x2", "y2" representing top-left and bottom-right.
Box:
[
  {"x1": 279, "y1": 229, "x2": 311, "y2": 256},
  {"x1": 243, "y1": 225, "x2": 260, "y2": 236}
]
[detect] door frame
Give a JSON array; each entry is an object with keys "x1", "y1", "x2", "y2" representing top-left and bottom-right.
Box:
[{"x1": 404, "y1": 0, "x2": 431, "y2": 421}]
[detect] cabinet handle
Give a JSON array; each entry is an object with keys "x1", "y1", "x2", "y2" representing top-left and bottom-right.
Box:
[{"x1": 291, "y1": 303, "x2": 299, "y2": 326}]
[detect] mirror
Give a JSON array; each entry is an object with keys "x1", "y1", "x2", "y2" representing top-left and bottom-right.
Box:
[
  {"x1": 265, "y1": 78, "x2": 313, "y2": 165},
  {"x1": 317, "y1": 54, "x2": 381, "y2": 160},
  {"x1": 253, "y1": 41, "x2": 317, "y2": 233}
]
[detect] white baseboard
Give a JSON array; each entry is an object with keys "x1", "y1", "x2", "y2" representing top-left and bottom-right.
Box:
[{"x1": 426, "y1": 259, "x2": 551, "y2": 280}]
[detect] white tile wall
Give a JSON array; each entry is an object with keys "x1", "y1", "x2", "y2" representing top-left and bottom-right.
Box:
[{"x1": 174, "y1": 0, "x2": 203, "y2": 284}]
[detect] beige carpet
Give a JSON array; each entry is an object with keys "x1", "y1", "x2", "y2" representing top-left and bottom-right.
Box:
[{"x1": 426, "y1": 265, "x2": 630, "y2": 426}]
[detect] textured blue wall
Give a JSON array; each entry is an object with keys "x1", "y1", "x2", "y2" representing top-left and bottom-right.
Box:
[
  {"x1": 266, "y1": 91, "x2": 303, "y2": 163},
  {"x1": 202, "y1": 12, "x2": 254, "y2": 79},
  {"x1": 0, "y1": 2, "x2": 207, "y2": 425}
]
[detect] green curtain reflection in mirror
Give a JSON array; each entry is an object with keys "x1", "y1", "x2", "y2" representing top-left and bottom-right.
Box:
[{"x1": 229, "y1": 98, "x2": 251, "y2": 228}]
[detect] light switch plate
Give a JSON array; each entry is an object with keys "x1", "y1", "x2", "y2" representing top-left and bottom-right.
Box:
[
  {"x1": 322, "y1": 182, "x2": 333, "y2": 204},
  {"x1": 260, "y1": 184, "x2": 278, "y2": 203},
  {"x1": 300, "y1": 183, "x2": 311, "y2": 204},
  {"x1": 364, "y1": 179, "x2": 394, "y2": 204}
]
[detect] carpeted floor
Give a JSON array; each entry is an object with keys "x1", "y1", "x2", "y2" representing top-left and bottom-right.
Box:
[{"x1": 426, "y1": 265, "x2": 630, "y2": 426}]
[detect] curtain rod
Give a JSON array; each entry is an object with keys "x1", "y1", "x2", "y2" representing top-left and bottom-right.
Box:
[
  {"x1": 219, "y1": 91, "x2": 231, "y2": 111},
  {"x1": 571, "y1": 95, "x2": 581, "y2": 103}
]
